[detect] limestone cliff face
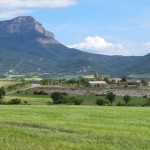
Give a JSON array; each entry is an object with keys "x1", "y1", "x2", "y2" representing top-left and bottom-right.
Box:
[{"x1": 0, "y1": 16, "x2": 58, "y2": 44}]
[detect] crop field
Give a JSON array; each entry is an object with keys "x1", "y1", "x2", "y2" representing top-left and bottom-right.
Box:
[
  {"x1": 0, "y1": 105, "x2": 149, "y2": 150},
  {"x1": 0, "y1": 81, "x2": 18, "y2": 87}
]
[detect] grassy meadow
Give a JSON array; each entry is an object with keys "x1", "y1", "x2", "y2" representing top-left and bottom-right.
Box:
[
  {"x1": 0, "y1": 81, "x2": 149, "y2": 149},
  {"x1": 0, "y1": 105, "x2": 149, "y2": 150},
  {"x1": 5, "y1": 93, "x2": 51, "y2": 105},
  {"x1": 4, "y1": 93, "x2": 148, "y2": 106}
]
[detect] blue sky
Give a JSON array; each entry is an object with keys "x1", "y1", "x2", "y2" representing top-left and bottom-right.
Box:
[{"x1": 0, "y1": 0, "x2": 150, "y2": 56}]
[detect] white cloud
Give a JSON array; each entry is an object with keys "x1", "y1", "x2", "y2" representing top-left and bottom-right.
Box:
[
  {"x1": 68, "y1": 36, "x2": 131, "y2": 56},
  {"x1": 0, "y1": 0, "x2": 76, "y2": 19},
  {"x1": 0, "y1": 9, "x2": 31, "y2": 19},
  {"x1": 0, "y1": 0, "x2": 76, "y2": 8},
  {"x1": 136, "y1": 42, "x2": 150, "y2": 55}
]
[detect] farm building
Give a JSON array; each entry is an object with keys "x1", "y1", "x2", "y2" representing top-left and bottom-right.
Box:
[
  {"x1": 111, "y1": 78, "x2": 122, "y2": 83},
  {"x1": 128, "y1": 79, "x2": 141, "y2": 86},
  {"x1": 89, "y1": 81, "x2": 107, "y2": 88}
]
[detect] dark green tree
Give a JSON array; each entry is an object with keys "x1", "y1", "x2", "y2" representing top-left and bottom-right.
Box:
[
  {"x1": 121, "y1": 77, "x2": 127, "y2": 82},
  {"x1": 51, "y1": 92, "x2": 64, "y2": 104},
  {"x1": 123, "y1": 95, "x2": 131, "y2": 105},
  {"x1": 141, "y1": 80, "x2": 148, "y2": 86},
  {"x1": 106, "y1": 92, "x2": 116, "y2": 105},
  {"x1": 0, "y1": 87, "x2": 6, "y2": 103},
  {"x1": 103, "y1": 77, "x2": 111, "y2": 84}
]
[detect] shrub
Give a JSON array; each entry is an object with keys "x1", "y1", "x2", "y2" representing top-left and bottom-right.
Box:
[
  {"x1": 73, "y1": 98, "x2": 83, "y2": 105},
  {"x1": 23, "y1": 101, "x2": 28, "y2": 105},
  {"x1": 143, "y1": 98, "x2": 150, "y2": 106},
  {"x1": 9, "y1": 98, "x2": 21, "y2": 105},
  {"x1": 33, "y1": 91, "x2": 38, "y2": 95},
  {"x1": 33, "y1": 91, "x2": 48, "y2": 95},
  {"x1": 61, "y1": 92, "x2": 68, "y2": 96},
  {"x1": 67, "y1": 97, "x2": 76, "y2": 104},
  {"x1": 143, "y1": 95, "x2": 147, "y2": 98},
  {"x1": 96, "y1": 99, "x2": 106, "y2": 105},
  {"x1": 147, "y1": 98, "x2": 150, "y2": 105},
  {"x1": 123, "y1": 95, "x2": 131, "y2": 105},
  {"x1": 51, "y1": 92, "x2": 64, "y2": 104},
  {"x1": 117, "y1": 102, "x2": 126, "y2": 106},
  {"x1": 0, "y1": 87, "x2": 5, "y2": 103}
]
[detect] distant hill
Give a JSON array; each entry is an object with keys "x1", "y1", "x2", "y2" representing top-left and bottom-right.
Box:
[{"x1": 0, "y1": 16, "x2": 149, "y2": 78}]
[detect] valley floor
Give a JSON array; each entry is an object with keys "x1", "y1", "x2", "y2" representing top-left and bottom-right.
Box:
[{"x1": 0, "y1": 105, "x2": 149, "y2": 150}]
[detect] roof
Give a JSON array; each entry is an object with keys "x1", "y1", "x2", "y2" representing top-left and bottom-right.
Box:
[
  {"x1": 112, "y1": 78, "x2": 122, "y2": 81},
  {"x1": 129, "y1": 79, "x2": 141, "y2": 83},
  {"x1": 89, "y1": 81, "x2": 107, "y2": 84}
]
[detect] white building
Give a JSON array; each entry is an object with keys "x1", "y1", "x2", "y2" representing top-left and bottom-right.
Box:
[{"x1": 89, "y1": 81, "x2": 107, "y2": 87}]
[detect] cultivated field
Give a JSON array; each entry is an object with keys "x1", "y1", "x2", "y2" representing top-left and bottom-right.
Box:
[
  {"x1": 0, "y1": 106, "x2": 149, "y2": 150},
  {"x1": 0, "y1": 81, "x2": 18, "y2": 87}
]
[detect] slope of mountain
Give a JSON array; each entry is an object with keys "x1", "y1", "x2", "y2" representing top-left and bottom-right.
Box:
[{"x1": 0, "y1": 16, "x2": 149, "y2": 77}]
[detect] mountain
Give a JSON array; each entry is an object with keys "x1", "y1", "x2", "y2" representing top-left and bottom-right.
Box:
[{"x1": 0, "y1": 16, "x2": 149, "y2": 78}]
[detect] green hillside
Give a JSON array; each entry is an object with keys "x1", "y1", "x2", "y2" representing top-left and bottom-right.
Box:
[{"x1": 0, "y1": 16, "x2": 149, "y2": 78}]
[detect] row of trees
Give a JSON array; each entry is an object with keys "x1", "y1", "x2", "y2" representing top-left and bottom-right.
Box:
[
  {"x1": 50, "y1": 91, "x2": 132, "y2": 106},
  {"x1": 40, "y1": 77, "x2": 90, "y2": 87},
  {"x1": 97, "y1": 92, "x2": 131, "y2": 105}
]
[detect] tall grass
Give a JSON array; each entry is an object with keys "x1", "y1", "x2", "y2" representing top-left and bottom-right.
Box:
[{"x1": 0, "y1": 105, "x2": 149, "y2": 150}]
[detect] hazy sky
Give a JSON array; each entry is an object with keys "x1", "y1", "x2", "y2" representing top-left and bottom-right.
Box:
[{"x1": 0, "y1": 0, "x2": 150, "y2": 56}]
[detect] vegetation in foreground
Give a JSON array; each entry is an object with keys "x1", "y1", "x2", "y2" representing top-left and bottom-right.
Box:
[
  {"x1": 2, "y1": 91, "x2": 149, "y2": 106},
  {"x1": 0, "y1": 105, "x2": 149, "y2": 150}
]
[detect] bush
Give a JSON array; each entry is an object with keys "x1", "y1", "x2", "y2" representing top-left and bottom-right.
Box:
[
  {"x1": 73, "y1": 98, "x2": 83, "y2": 105},
  {"x1": 117, "y1": 102, "x2": 126, "y2": 106},
  {"x1": 143, "y1": 95, "x2": 147, "y2": 98},
  {"x1": 51, "y1": 92, "x2": 65, "y2": 104},
  {"x1": 61, "y1": 92, "x2": 68, "y2": 96},
  {"x1": 147, "y1": 98, "x2": 150, "y2": 105},
  {"x1": 96, "y1": 94, "x2": 106, "y2": 96},
  {"x1": 9, "y1": 98, "x2": 21, "y2": 105},
  {"x1": 23, "y1": 101, "x2": 28, "y2": 105},
  {"x1": 33, "y1": 91, "x2": 48, "y2": 95},
  {"x1": 96, "y1": 99, "x2": 106, "y2": 105}
]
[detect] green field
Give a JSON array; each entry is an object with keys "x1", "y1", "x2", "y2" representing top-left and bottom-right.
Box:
[
  {"x1": 4, "y1": 93, "x2": 148, "y2": 106},
  {"x1": 75, "y1": 95, "x2": 148, "y2": 106},
  {"x1": 128, "y1": 73, "x2": 150, "y2": 80},
  {"x1": 0, "y1": 105, "x2": 149, "y2": 150},
  {"x1": 5, "y1": 93, "x2": 51, "y2": 105}
]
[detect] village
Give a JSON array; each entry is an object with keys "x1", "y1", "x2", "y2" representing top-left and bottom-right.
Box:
[{"x1": 87, "y1": 72, "x2": 150, "y2": 88}]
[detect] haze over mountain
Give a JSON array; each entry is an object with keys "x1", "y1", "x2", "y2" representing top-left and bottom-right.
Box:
[{"x1": 0, "y1": 16, "x2": 149, "y2": 78}]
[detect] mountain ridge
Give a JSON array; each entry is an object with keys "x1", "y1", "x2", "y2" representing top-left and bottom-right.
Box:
[{"x1": 0, "y1": 16, "x2": 149, "y2": 77}]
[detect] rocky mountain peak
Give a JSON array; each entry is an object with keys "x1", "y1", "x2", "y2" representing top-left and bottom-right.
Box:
[
  {"x1": 0, "y1": 16, "x2": 54, "y2": 38},
  {"x1": 0, "y1": 16, "x2": 59, "y2": 44}
]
